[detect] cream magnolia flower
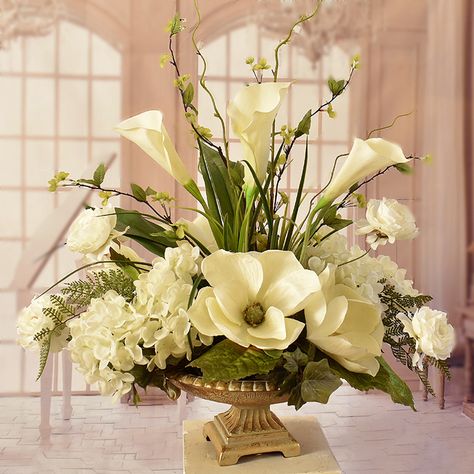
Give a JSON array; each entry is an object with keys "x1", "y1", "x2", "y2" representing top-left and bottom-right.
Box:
[
  {"x1": 66, "y1": 206, "x2": 117, "y2": 255},
  {"x1": 17, "y1": 295, "x2": 69, "y2": 352},
  {"x1": 188, "y1": 250, "x2": 319, "y2": 350},
  {"x1": 178, "y1": 215, "x2": 218, "y2": 253},
  {"x1": 320, "y1": 138, "x2": 410, "y2": 204},
  {"x1": 305, "y1": 265, "x2": 384, "y2": 376},
  {"x1": 228, "y1": 82, "x2": 291, "y2": 186},
  {"x1": 356, "y1": 198, "x2": 419, "y2": 250},
  {"x1": 115, "y1": 110, "x2": 192, "y2": 186},
  {"x1": 398, "y1": 307, "x2": 455, "y2": 369}
]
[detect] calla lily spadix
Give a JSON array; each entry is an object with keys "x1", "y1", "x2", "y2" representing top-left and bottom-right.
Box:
[
  {"x1": 317, "y1": 137, "x2": 410, "y2": 208},
  {"x1": 115, "y1": 110, "x2": 192, "y2": 187},
  {"x1": 188, "y1": 249, "x2": 320, "y2": 350},
  {"x1": 227, "y1": 82, "x2": 291, "y2": 187}
]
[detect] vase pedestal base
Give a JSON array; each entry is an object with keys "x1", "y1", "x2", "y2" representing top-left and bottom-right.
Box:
[
  {"x1": 202, "y1": 406, "x2": 300, "y2": 466},
  {"x1": 183, "y1": 415, "x2": 341, "y2": 473}
]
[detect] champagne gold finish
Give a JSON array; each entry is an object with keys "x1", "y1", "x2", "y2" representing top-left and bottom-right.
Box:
[{"x1": 171, "y1": 374, "x2": 301, "y2": 466}]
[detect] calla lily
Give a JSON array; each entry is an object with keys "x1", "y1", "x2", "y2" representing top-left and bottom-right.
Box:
[
  {"x1": 305, "y1": 264, "x2": 384, "y2": 376},
  {"x1": 228, "y1": 82, "x2": 291, "y2": 186},
  {"x1": 115, "y1": 110, "x2": 192, "y2": 186},
  {"x1": 188, "y1": 250, "x2": 319, "y2": 350},
  {"x1": 319, "y1": 138, "x2": 410, "y2": 205}
]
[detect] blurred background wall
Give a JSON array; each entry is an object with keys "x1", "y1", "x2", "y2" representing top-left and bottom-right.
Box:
[{"x1": 0, "y1": 0, "x2": 471, "y2": 395}]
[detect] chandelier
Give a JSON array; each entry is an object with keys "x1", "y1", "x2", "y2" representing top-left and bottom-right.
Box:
[
  {"x1": 0, "y1": 0, "x2": 60, "y2": 49},
  {"x1": 258, "y1": 0, "x2": 370, "y2": 66}
]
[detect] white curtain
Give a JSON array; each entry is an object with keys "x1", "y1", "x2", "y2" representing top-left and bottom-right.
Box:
[{"x1": 421, "y1": 0, "x2": 467, "y2": 333}]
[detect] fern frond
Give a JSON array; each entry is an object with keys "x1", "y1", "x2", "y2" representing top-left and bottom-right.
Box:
[{"x1": 36, "y1": 336, "x2": 51, "y2": 381}]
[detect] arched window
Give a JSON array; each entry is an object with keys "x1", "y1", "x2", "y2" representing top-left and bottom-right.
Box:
[{"x1": 0, "y1": 19, "x2": 122, "y2": 394}]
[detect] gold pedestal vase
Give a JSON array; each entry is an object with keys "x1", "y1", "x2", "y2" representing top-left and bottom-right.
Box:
[{"x1": 171, "y1": 374, "x2": 301, "y2": 466}]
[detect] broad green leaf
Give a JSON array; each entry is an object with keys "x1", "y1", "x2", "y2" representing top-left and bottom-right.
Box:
[
  {"x1": 130, "y1": 183, "x2": 147, "y2": 202},
  {"x1": 288, "y1": 384, "x2": 305, "y2": 410},
  {"x1": 183, "y1": 83, "x2": 194, "y2": 107},
  {"x1": 329, "y1": 356, "x2": 415, "y2": 410},
  {"x1": 283, "y1": 347, "x2": 309, "y2": 373},
  {"x1": 295, "y1": 110, "x2": 312, "y2": 138},
  {"x1": 114, "y1": 208, "x2": 177, "y2": 256},
  {"x1": 301, "y1": 359, "x2": 342, "y2": 404},
  {"x1": 93, "y1": 163, "x2": 106, "y2": 186},
  {"x1": 188, "y1": 339, "x2": 282, "y2": 382}
]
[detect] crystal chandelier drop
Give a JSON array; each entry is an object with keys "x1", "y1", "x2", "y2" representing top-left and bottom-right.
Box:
[
  {"x1": 0, "y1": 0, "x2": 60, "y2": 49},
  {"x1": 259, "y1": 0, "x2": 370, "y2": 66}
]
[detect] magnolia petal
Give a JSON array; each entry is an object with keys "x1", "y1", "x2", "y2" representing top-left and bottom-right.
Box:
[
  {"x1": 262, "y1": 269, "x2": 320, "y2": 316},
  {"x1": 245, "y1": 317, "x2": 304, "y2": 350},
  {"x1": 253, "y1": 250, "x2": 321, "y2": 299},
  {"x1": 202, "y1": 250, "x2": 263, "y2": 299},
  {"x1": 115, "y1": 110, "x2": 192, "y2": 186},
  {"x1": 206, "y1": 297, "x2": 250, "y2": 347},
  {"x1": 316, "y1": 295, "x2": 348, "y2": 337},
  {"x1": 247, "y1": 306, "x2": 286, "y2": 341},
  {"x1": 187, "y1": 287, "x2": 221, "y2": 337},
  {"x1": 333, "y1": 354, "x2": 380, "y2": 377}
]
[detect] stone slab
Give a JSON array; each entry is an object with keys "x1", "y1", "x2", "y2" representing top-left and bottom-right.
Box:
[{"x1": 183, "y1": 416, "x2": 341, "y2": 474}]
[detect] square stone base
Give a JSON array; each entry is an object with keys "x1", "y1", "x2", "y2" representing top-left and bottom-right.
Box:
[{"x1": 183, "y1": 416, "x2": 341, "y2": 474}]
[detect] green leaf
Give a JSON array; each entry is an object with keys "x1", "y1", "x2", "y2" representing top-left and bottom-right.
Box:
[
  {"x1": 188, "y1": 339, "x2": 282, "y2": 382},
  {"x1": 322, "y1": 205, "x2": 351, "y2": 230},
  {"x1": 198, "y1": 141, "x2": 240, "y2": 228},
  {"x1": 288, "y1": 384, "x2": 305, "y2": 410},
  {"x1": 329, "y1": 356, "x2": 415, "y2": 410},
  {"x1": 327, "y1": 77, "x2": 346, "y2": 97},
  {"x1": 93, "y1": 163, "x2": 106, "y2": 186},
  {"x1": 76, "y1": 178, "x2": 98, "y2": 186},
  {"x1": 114, "y1": 208, "x2": 177, "y2": 256},
  {"x1": 295, "y1": 110, "x2": 312, "y2": 138},
  {"x1": 283, "y1": 347, "x2": 308, "y2": 373},
  {"x1": 130, "y1": 183, "x2": 147, "y2": 202},
  {"x1": 109, "y1": 247, "x2": 140, "y2": 280},
  {"x1": 183, "y1": 83, "x2": 194, "y2": 107},
  {"x1": 36, "y1": 336, "x2": 51, "y2": 381},
  {"x1": 394, "y1": 163, "x2": 413, "y2": 174},
  {"x1": 300, "y1": 359, "x2": 342, "y2": 404}
]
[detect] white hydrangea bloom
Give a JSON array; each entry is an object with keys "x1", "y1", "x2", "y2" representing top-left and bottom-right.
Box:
[
  {"x1": 133, "y1": 244, "x2": 208, "y2": 370},
  {"x1": 68, "y1": 290, "x2": 148, "y2": 401},
  {"x1": 17, "y1": 295, "x2": 70, "y2": 353},
  {"x1": 307, "y1": 230, "x2": 418, "y2": 308},
  {"x1": 164, "y1": 241, "x2": 200, "y2": 282}
]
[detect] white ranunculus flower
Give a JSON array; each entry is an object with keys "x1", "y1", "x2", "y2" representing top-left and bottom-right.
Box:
[
  {"x1": 17, "y1": 295, "x2": 69, "y2": 352},
  {"x1": 305, "y1": 265, "x2": 384, "y2": 376},
  {"x1": 228, "y1": 82, "x2": 291, "y2": 186},
  {"x1": 356, "y1": 198, "x2": 419, "y2": 250},
  {"x1": 66, "y1": 206, "x2": 117, "y2": 255},
  {"x1": 319, "y1": 138, "x2": 410, "y2": 205},
  {"x1": 188, "y1": 250, "x2": 319, "y2": 350},
  {"x1": 115, "y1": 110, "x2": 192, "y2": 186},
  {"x1": 398, "y1": 307, "x2": 455, "y2": 369},
  {"x1": 178, "y1": 215, "x2": 218, "y2": 253}
]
